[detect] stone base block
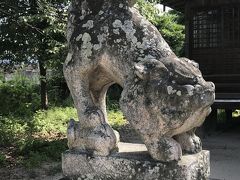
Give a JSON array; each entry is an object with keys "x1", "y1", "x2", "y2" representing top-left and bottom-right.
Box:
[{"x1": 62, "y1": 142, "x2": 210, "y2": 180}]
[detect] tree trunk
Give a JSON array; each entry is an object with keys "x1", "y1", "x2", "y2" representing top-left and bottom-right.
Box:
[{"x1": 39, "y1": 61, "x2": 48, "y2": 109}]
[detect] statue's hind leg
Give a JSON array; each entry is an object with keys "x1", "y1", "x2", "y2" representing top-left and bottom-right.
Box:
[
  {"x1": 64, "y1": 64, "x2": 118, "y2": 156},
  {"x1": 174, "y1": 128, "x2": 202, "y2": 154}
]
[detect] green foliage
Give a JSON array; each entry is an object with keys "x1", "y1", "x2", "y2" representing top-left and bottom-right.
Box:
[
  {"x1": 0, "y1": 0, "x2": 69, "y2": 66},
  {"x1": 0, "y1": 152, "x2": 6, "y2": 166},
  {"x1": 0, "y1": 72, "x2": 40, "y2": 117},
  {"x1": 233, "y1": 110, "x2": 240, "y2": 118},
  {"x1": 108, "y1": 110, "x2": 127, "y2": 130},
  {"x1": 32, "y1": 106, "x2": 126, "y2": 134},
  {"x1": 0, "y1": 72, "x2": 4, "y2": 83},
  {"x1": 23, "y1": 151, "x2": 48, "y2": 168},
  {"x1": 0, "y1": 115, "x2": 29, "y2": 146},
  {"x1": 32, "y1": 107, "x2": 77, "y2": 135},
  {"x1": 47, "y1": 74, "x2": 71, "y2": 107},
  {"x1": 107, "y1": 99, "x2": 121, "y2": 111},
  {"x1": 156, "y1": 13, "x2": 185, "y2": 56},
  {"x1": 0, "y1": 106, "x2": 77, "y2": 147},
  {"x1": 136, "y1": 0, "x2": 160, "y2": 25},
  {"x1": 217, "y1": 109, "x2": 226, "y2": 123},
  {"x1": 0, "y1": 106, "x2": 74, "y2": 167},
  {"x1": 60, "y1": 96, "x2": 74, "y2": 107},
  {"x1": 136, "y1": 0, "x2": 185, "y2": 56},
  {"x1": 0, "y1": 103, "x2": 126, "y2": 167},
  {"x1": 20, "y1": 139, "x2": 67, "y2": 168},
  {"x1": 0, "y1": 0, "x2": 69, "y2": 109},
  {"x1": 106, "y1": 96, "x2": 127, "y2": 130}
]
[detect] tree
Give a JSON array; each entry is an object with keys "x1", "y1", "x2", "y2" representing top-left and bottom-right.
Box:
[
  {"x1": 0, "y1": 0, "x2": 185, "y2": 109},
  {"x1": 0, "y1": 0, "x2": 69, "y2": 109},
  {"x1": 136, "y1": 0, "x2": 185, "y2": 56}
]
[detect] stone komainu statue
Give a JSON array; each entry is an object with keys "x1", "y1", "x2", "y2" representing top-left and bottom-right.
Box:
[{"x1": 64, "y1": 0, "x2": 215, "y2": 162}]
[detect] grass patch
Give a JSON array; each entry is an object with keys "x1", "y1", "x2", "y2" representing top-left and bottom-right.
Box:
[
  {"x1": 108, "y1": 110, "x2": 127, "y2": 130},
  {"x1": 32, "y1": 107, "x2": 78, "y2": 137},
  {"x1": 20, "y1": 139, "x2": 68, "y2": 168},
  {"x1": 0, "y1": 72, "x2": 40, "y2": 117},
  {"x1": 0, "y1": 71, "x2": 127, "y2": 168},
  {"x1": 0, "y1": 107, "x2": 76, "y2": 168},
  {"x1": 107, "y1": 99, "x2": 128, "y2": 130},
  {"x1": 0, "y1": 116, "x2": 29, "y2": 146},
  {"x1": 23, "y1": 151, "x2": 48, "y2": 168},
  {"x1": 0, "y1": 106, "x2": 126, "y2": 168}
]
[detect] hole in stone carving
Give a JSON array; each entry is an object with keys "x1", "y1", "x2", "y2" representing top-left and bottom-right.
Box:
[{"x1": 106, "y1": 84, "x2": 142, "y2": 143}]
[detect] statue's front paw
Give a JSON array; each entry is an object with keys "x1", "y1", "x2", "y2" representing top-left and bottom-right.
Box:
[
  {"x1": 87, "y1": 123, "x2": 118, "y2": 156},
  {"x1": 148, "y1": 137, "x2": 182, "y2": 162},
  {"x1": 187, "y1": 134, "x2": 202, "y2": 154},
  {"x1": 175, "y1": 132, "x2": 202, "y2": 154}
]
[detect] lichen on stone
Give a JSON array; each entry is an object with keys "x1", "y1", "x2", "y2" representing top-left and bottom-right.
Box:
[{"x1": 64, "y1": 0, "x2": 215, "y2": 163}]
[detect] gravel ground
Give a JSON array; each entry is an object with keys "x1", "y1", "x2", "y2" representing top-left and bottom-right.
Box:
[{"x1": 202, "y1": 131, "x2": 240, "y2": 180}]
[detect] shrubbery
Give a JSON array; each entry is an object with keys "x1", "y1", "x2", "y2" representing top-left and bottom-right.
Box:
[
  {"x1": 0, "y1": 116, "x2": 28, "y2": 146},
  {"x1": 32, "y1": 107, "x2": 78, "y2": 136},
  {"x1": 0, "y1": 104, "x2": 127, "y2": 167},
  {"x1": 108, "y1": 110, "x2": 127, "y2": 130},
  {"x1": 0, "y1": 72, "x2": 40, "y2": 117},
  {"x1": 19, "y1": 139, "x2": 68, "y2": 168},
  {"x1": 136, "y1": 0, "x2": 185, "y2": 56}
]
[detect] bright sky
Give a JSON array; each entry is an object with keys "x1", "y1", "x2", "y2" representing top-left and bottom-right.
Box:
[{"x1": 155, "y1": 4, "x2": 172, "y2": 13}]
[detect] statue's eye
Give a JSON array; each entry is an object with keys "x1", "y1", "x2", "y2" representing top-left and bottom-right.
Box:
[
  {"x1": 145, "y1": 63, "x2": 155, "y2": 69},
  {"x1": 156, "y1": 65, "x2": 169, "y2": 76}
]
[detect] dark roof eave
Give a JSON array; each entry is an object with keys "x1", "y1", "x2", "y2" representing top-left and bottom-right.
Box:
[{"x1": 161, "y1": 0, "x2": 186, "y2": 13}]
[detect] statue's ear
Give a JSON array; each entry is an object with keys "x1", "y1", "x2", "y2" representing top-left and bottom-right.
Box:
[{"x1": 180, "y1": 57, "x2": 199, "y2": 69}]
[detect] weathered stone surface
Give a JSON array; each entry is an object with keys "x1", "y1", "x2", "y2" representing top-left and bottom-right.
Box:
[
  {"x1": 62, "y1": 143, "x2": 210, "y2": 180},
  {"x1": 63, "y1": 0, "x2": 215, "y2": 162}
]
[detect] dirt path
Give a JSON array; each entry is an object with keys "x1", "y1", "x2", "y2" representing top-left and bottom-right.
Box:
[{"x1": 0, "y1": 162, "x2": 63, "y2": 180}]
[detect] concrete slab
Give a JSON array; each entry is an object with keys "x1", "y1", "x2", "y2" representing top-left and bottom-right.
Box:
[{"x1": 62, "y1": 143, "x2": 210, "y2": 180}]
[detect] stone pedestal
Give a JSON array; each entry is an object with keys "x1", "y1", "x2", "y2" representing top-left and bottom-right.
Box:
[{"x1": 62, "y1": 142, "x2": 210, "y2": 180}]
